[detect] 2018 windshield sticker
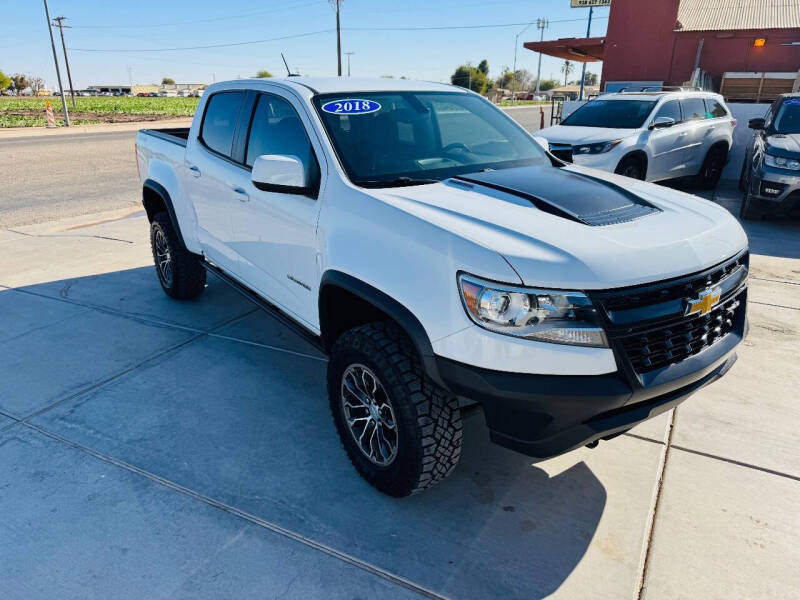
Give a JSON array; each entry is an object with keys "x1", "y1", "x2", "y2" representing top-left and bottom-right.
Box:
[{"x1": 321, "y1": 99, "x2": 381, "y2": 115}]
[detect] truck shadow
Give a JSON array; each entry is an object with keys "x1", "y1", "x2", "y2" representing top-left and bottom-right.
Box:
[{"x1": 1, "y1": 267, "x2": 607, "y2": 600}]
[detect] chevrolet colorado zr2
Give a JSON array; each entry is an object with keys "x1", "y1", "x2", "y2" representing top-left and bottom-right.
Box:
[{"x1": 135, "y1": 78, "x2": 749, "y2": 496}]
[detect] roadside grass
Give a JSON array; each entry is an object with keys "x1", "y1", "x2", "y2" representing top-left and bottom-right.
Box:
[{"x1": 0, "y1": 96, "x2": 199, "y2": 127}]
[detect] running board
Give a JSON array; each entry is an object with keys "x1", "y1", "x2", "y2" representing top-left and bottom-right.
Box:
[{"x1": 202, "y1": 261, "x2": 326, "y2": 354}]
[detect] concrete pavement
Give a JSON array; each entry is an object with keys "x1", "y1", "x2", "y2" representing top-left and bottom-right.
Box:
[{"x1": 1, "y1": 180, "x2": 798, "y2": 598}]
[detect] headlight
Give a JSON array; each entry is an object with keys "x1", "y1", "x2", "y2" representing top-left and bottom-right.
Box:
[
  {"x1": 458, "y1": 274, "x2": 608, "y2": 348},
  {"x1": 573, "y1": 139, "x2": 622, "y2": 155},
  {"x1": 764, "y1": 153, "x2": 800, "y2": 171}
]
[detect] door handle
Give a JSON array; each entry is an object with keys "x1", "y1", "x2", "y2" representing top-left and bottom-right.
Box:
[
  {"x1": 677, "y1": 132, "x2": 688, "y2": 137},
  {"x1": 188, "y1": 165, "x2": 201, "y2": 178},
  {"x1": 232, "y1": 186, "x2": 249, "y2": 202}
]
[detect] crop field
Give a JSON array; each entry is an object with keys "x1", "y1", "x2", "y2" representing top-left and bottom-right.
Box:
[{"x1": 0, "y1": 96, "x2": 199, "y2": 127}]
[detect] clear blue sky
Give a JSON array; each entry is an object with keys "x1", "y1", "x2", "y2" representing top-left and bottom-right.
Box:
[{"x1": 1, "y1": 0, "x2": 609, "y2": 89}]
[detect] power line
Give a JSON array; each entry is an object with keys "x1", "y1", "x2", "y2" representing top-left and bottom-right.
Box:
[
  {"x1": 69, "y1": 1, "x2": 327, "y2": 29},
  {"x1": 70, "y1": 29, "x2": 335, "y2": 52}
]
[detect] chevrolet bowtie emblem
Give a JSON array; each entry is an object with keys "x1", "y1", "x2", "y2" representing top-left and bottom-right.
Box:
[{"x1": 685, "y1": 286, "x2": 722, "y2": 316}]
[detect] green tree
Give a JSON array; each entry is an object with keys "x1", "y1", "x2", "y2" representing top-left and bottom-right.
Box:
[
  {"x1": 161, "y1": 77, "x2": 175, "y2": 85},
  {"x1": 451, "y1": 63, "x2": 489, "y2": 94},
  {"x1": 538, "y1": 79, "x2": 559, "y2": 91},
  {"x1": 254, "y1": 70, "x2": 273, "y2": 78},
  {"x1": 477, "y1": 59, "x2": 489, "y2": 76},
  {"x1": 583, "y1": 71, "x2": 599, "y2": 86},
  {"x1": 560, "y1": 60, "x2": 573, "y2": 85},
  {"x1": 10, "y1": 73, "x2": 29, "y2": 95},
  {"x1": 0, "y1": 70, "x2": 11, "y2": 93}
]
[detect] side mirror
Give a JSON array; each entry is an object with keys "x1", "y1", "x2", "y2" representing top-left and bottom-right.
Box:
[
  {"x1": 650, "y1": 116, "x2": 675, "y2": 129},
  {"x1": 532, "y1": 136, "x2": 550, "y2": 152},
  {"x1": 748, "y1": 118, "x2": 765, "y2": 130},
  {"x1": 251, "y1": 155, "x2": 312, "y2": 195}
]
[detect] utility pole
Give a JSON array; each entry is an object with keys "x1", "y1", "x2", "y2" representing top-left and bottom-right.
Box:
[
  {"x1": 51, "y1": 16, "x2": 76, "y2": 107},
  {"x1": 43, "y1": 0, "x2": 69, "y2": 125},
  {"x1": 344, "y1": 52, "x2": 354, "y2": 76},
  {"x1": 330, "y1": 0, "x2": 343, "y2": 76},
  {"x1": 127, "y1": 65, "x2": 133, "y2": 87},
  {"x1": 512, "y1": 21, "x2": 539, "y2": 103},
  {"x1": 534, "y1": 18, "x2": 549, "y2": 95},
  {"x1": 578, "y1": 6, "x2": 593, "y2": 101}
]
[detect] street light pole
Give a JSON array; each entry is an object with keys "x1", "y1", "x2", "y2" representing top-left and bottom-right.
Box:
[
  {"x1": 534, "y1": 18, "x2": 549, "y2": 95},
  {"x1": 345, "y1": 51, "x2": 354, "y2": 76},
  {"x1": 578, "y1": 6, "x2": 593, "y2": 101},
  {"x1": 511, "y1": 21, "x2": 535, "y2": 104},
  {"x1": 43, "y1": 0, "x2": 69, "y2": 125}
]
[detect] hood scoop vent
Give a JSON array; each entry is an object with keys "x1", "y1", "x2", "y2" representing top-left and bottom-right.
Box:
[{"x1": 455, "y1": 166, "x2": 662, "y2": 226}]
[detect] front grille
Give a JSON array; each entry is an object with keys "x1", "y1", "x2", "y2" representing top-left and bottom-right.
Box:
[
  {"x1": 548, "y1": 144, "x2": 573, "y2": 163},
  {"x1": 591, "y1": 252, "x2": 748, "y2": 375},
  {"x1": 617, "y1": 293, "x2": 744, "y2": 373}
]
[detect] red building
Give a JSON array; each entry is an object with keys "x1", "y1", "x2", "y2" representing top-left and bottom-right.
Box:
[{"x1": 526, "y1": 0, "x2": 800, "y2": 92}]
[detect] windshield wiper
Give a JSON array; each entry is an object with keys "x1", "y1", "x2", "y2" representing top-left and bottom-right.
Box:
[{"x1": 355, "y1": 176, "x2": 440, "y2": 188}]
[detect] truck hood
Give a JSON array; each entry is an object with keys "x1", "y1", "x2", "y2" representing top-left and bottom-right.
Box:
[
  {"x1": 536, "y1": 124, "x2": 636, "y2": 145},
  {"x1": 372, "y1": 165, "x2": 747, "y2": 290},
  {"x1": 766, "y1": 133, "x2": 800, "y2": 157}
]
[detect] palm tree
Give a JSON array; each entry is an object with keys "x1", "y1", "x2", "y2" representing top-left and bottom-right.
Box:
[{"x1": 561, "y1": 60, "x2": 573, "y2": 85}]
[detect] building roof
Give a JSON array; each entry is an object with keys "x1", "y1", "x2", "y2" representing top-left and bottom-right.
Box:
[
  {"x1": 676, "y1": 0, "x2": 800, "y2": 31},
  {"x1": 523, "y1": 37, "x2": 605, "y2": 62}
]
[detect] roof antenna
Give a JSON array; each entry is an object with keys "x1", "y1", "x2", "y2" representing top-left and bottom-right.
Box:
[{"x1": 281, "y1": 53, "x2": 299, "y2": 77}]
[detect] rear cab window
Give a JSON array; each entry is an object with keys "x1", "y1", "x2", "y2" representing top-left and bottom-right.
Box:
[{"x1": 200, "y1": 91, "x2": 245, "y2": 157}]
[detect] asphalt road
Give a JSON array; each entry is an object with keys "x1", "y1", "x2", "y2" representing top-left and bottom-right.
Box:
[{"x1": 0, "y1": 106, "x2": 551, "y2": 228}]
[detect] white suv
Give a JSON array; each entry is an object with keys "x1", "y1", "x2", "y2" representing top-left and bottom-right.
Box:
[{"x1": 538, "y1": 90, "x2": 736, "y2": 189}]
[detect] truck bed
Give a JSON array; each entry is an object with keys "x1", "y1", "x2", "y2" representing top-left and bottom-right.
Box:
[{"x1": 139, "y1": 127, "x2": 190, "y2": 147}]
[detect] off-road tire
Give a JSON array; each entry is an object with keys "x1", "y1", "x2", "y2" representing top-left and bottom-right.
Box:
[
  {"x1": 697, "y1": 145, "x2": 727, "y2": 190},
  {"x1": 150, "y1": 212, "x2": 206, "y2": 299},
  {"x1": 328, "y1": 321, "x2": 462, "y2": 497},
  {"x1": 615, "y1": 155, "x2": 646, "y2": 180}
]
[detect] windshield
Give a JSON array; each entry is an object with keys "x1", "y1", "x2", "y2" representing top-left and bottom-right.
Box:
[
  {"x1": 313, "y1": 91, "x2": 550, "y2": 187},
  {"x1": 561, "y1": 99, "x2": 657, "y2": 129},
  {"x1": 772, "y1": 99, "x2": 800, "y2": 134}
]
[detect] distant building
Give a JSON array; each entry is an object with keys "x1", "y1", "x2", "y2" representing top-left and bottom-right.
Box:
[
  {"x1": 525, "y1": 0, "x2": 800, "y2": 96},
  {"x1": 88, "y1": 83, "x2": 205, "y2": 96}
]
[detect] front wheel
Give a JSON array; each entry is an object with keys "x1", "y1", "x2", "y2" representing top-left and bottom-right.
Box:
[
  {"x1": 614, "y1": 155, "x2": 646, "y2": 180},
  {"x1": 740, "y1": 189, "x2": 765, "y2": 221},
  {"x1": 328, "y1": 322, "x2": 462, "y2": 497}
]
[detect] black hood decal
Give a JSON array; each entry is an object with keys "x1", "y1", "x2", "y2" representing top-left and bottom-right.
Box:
[{"x1": 454, "y1": 165, "x2": 661, "y2": 226}]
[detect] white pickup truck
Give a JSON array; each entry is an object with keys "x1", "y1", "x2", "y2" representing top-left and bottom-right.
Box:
[{"x1": 136, "y1": 78, "x2": 749, "y2": 497}]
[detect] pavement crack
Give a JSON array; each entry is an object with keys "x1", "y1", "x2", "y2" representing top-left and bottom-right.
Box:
[
  {"x1": 4, "y1": 229, "x2": 134, "y2": 244},
  {"x1": 634, "y1": 408, "x2": 676, "y2": 600},
  {"x1": 20, "y1": 422, "x2": 452, "y2": 600}
]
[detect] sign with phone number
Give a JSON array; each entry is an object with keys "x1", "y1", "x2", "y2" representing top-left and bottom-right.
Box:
[{"x1": 570, "y1": 0, "x2": 611, "y2": 7}]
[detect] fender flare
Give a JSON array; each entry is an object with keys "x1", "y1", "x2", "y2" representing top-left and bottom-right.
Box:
[
  {"x1": 143, "y1": 179, "x2": 188, "y2": 250},
  {"x1": 319, "y1": 270, "x2": 445, "y2": 388}
]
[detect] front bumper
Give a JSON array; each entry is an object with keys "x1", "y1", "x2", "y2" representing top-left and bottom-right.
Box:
[{"x1": 749, "y1": 165, "x2": 800, "y2": 215}]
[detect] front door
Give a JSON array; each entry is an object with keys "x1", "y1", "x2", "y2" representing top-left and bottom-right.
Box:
[
  {"x1": 647, "y1": 99, "x2": 692, "y2": 180},
  {"x1": 228, "y1": 91, "x2": 324, "y2": 330}
]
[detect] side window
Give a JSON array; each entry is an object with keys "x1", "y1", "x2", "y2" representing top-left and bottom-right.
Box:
[
  {"x1": 704, "y1": 98, "x2": 727, "y2": 119},
  {"x1": 653, "y1": 100, "x2": 682, "y2": 123},
  {"x1": 200, "y1": 92, "x2": 245, "y2": 157},
  {"x1": 245, "y1": 94, "x2": 319, "y2": 186},
  {"x1": 681, "y1": 98, "x2": 708, "y2": 121}
]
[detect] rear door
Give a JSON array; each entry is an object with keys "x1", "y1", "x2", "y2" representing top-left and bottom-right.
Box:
[
  {"x1": 184, "y1": 90, "x2": 247, "y2": 274},
  {"x1": 228, "y1": 90, "x2": 324, "y2": 330},
  {"x1": 680, "y1": 97, "x2": 711, "y2": 173},
  {"x1": 647, "y1": 99, "x2": 693, "y2": 180}
]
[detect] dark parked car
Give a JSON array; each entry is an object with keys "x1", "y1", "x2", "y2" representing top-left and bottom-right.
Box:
[{"x1": 739, "y1": 93, "x2": 800, "y2": 220}]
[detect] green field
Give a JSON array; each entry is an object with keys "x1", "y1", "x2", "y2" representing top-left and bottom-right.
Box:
[{"x1": 0, "y1": 96, "x2": 199, "y2": 127}]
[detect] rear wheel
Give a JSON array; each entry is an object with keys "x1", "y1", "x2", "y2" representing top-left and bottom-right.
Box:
[
  {"x1": 615, "y1": 155, "x2": 646, "y2": 180},
  {"x1": 150, "y1": 212, "x2": 206, "y2": 299},
  {"x1": 328, "y1": 322, "x2": 462, "y2": 497},
  {"x1": 697, "y1": 145, "x2": 727, "y2": 190}
]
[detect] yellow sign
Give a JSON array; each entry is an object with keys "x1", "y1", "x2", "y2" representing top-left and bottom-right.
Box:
[
  {"x1": 571, "y1": 0, "x2": 612, "y2": 7},
  {"x1": 685, "y1": 287, "x2": 722, "y2": 317}
]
